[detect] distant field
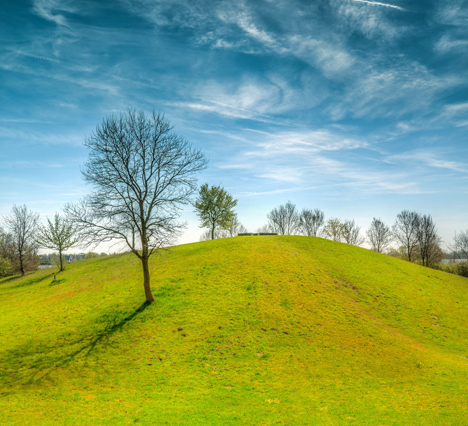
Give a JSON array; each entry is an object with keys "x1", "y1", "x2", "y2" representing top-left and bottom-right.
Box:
[{"x1": 1, "y1": 236, "x2": 467, "y2": 425}]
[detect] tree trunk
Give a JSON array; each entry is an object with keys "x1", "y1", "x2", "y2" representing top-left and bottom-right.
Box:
[
  {"x1": 141, "y1": 255, "x2": 155, "y2": 302},
  {"x1": 211, "y1": 224, "x2": 215, "y2": 240},
  {"x1": 19, "y1": 250, "x2": 25, "y2": 276},
  {"x1": 59, "y1": 248, "x2": 63, "y2": 272}
]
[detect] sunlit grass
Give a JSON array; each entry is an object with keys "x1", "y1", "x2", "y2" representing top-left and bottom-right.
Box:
[{"x1": 1, "y1": 236, "x2": 467, "y2": 425}]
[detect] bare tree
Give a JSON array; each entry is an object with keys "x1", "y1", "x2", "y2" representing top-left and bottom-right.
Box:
[
  {"x1": 367, "y1": 218, "x2": 393, "y2": 253},
  {"x1": 221, "y1": 214, "x2": 247, "y2": 237},
  {"x1": 415, "y1": 214, "x2": 442, "y2": 266},
  {"x1": 342, "y1": 219, "x2": 365, "y2": 246},
  {"x1": 267, "y1": 201, "x2": 300, "y2": 235},
  {"x1": 392, "y1": 210, "x2": 419, "y2": 262},
  {"x1": 194, "y1": 184, "x2": 238, "y2": 240},
  {"x1": 256, "y1": 224, "x2": 272, "y2": 233},
  {"x1": 0, "y1": 228, "x2": 14, "y2": 277},
  {"x1": 199, "y1": 216, "x2": 247, "y2": 241},
  {"x1": 452, "y1": 230, "x2": 468, "y2": 259},
  {"x1": 322, "y1": 218, "x2": 344, "y2": 242},
  {"x1": 65, "y1": 110, "x2": 207, "y2": 302},
  {"x1": 298, "y1": 208, "x2": 324, "y2": 237},
  {"x1": 36, "y1": 213, "x2": 79, "y2": 272},
  {"x1": 3, "y1": 205, "x2": 39, "y2": 276}
]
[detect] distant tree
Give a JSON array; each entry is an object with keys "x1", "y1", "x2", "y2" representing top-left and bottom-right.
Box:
[
  {"x1": 387, "y1": 245, "x2": 409, "y2": 259},
  {"x1": 367, "y1": 218, "x2": 393, "y2": 253},
  {"x1": 36, "y1": 213, "x2": 78, "y2": 272},
  {"x1": 0, "y1": 255, "x2": 13, "y2": 278},
  {"x1": 199, "y1": 215, "x2": 246, "y2": 241},
  {"x1": 256, "y1": 224, "x2": 272, "y2": 233},
  {"x1": 298, "y1": 208, "x2": 324, "y2": 237},
  {"x1": 200, "y1": 229, "x2": 217, "y2": 241},
  {"x1": 267, "y1": 201, "x2": 300, "y2": 235},
  {"x1": 65, "y1": 110, "x2": 207, "y2": 303},
  {"x1": 341, "y1": 219, "x2": 365, "y2": 246},
  {"x1": 3, "y1": 204, "x2": 39, "y2": 276},
  {"x1": 392, "y1": 210, "x2": 419, "y2": 262},
  {"x1": 322, "y1": 218, "x2": 344, "y2": 242},
  {"x1": 85, "y1": 252, "x2": 99, "y2": 259},
  {"x1": 194, "y1": 184, "x2": 238, "y2": 240},
  {"x1": 222, "y1": 214, "x2": 248, "y2": 237},
  {"x1": 452, "y1": 230, "x2": 468, "y2": 259},
  {"x1": 415, "y1": 214, "x2": 442, "y2": 266},
  {"x1": 0, "y1": 229, "x2": 14, "y2": 278}
]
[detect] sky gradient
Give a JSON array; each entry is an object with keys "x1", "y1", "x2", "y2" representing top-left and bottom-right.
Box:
[{"x1": 1, "y1": 0, "x2": 467, "y2": 249}]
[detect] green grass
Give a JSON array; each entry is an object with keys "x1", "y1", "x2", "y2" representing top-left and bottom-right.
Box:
[{"x1": 1, "y1": 236, "x2": 467, "y2": 425}]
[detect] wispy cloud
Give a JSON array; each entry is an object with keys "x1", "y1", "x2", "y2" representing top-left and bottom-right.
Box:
[
  {"x1": 244, "y1": 129, "x2": 367, "y2": 155},
  {"x1": 434, "y1": 35, "x2": 468, "y2": 53},
  {"x1": 238, "y1": 186, "x2": 319, "y2": 198},
  {"x1": 0, "y1": 160, "x2": 65, "y2": 169},
  {"x1": 388, "y1": 151, "x2": 468, "y2": 174},
  {"x1": 434, "y1": 0, "x2": 468, "y2": 27},
  {"x1": 31, "y1": 0, "x2": 76, "y2": 26},
  {"x1": 328, "y1": 60, "x2": 460, "y2": 120}
]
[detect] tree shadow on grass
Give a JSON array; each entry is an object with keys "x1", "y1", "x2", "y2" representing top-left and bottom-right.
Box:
[
  {"x1": 1, "y1": 272, "x2": 56, "y2": 289},
  {"x1": 0, "y1": 274, "x2": 22, "y2": 285},
  {"x1": 0, "y1": 302, "x2": 151, "y2": 391}
]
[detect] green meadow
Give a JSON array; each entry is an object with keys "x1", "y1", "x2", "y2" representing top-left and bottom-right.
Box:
[{"x1": 1, "y1": 236, "x2": 467, "y2": 425}]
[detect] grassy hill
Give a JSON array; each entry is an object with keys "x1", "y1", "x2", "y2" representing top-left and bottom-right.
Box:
[{"x1": 1, "y1": 236, "x2": 467, "y2": 425}]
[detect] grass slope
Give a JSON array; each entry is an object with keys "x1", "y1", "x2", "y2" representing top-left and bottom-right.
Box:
[{"x1": 1, "y1": 236, "x2": 467, "y2": 425}]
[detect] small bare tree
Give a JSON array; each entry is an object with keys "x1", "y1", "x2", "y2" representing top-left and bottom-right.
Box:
[
  {"x1": 267, "y1": 201, "x2": 300, "y2": 235},
  {"x1": 3, "y1": 205, "x2": 39, "y2": 276},
  {"x1": 298, "y1": 208, "x2": 324, "y2": 237},
  {"x1": 367, "y1": 218, "x2": 393, "y2": 253},
  {"x1": 342, "y1": 219, "x2": 365, "y2": 246},
  {"x1": 392, "y1": 210, "x2": 419, "y2": 262},
  {"x1": 221, "y1": 214, "x2": 247, "y2": 237},
  {"x1": 415, "y1": 214, "x2": 441, "y2": 266},
  {"x1": 199, "y1": 216, "x2": 247, "y2": 241},
  {"x1": 36, "y1": 213, "x2": 79, "y2": 272},
  {"x1": 452, "y1": 230, "x2": 468, "y2": 259},
  {"x1": 65, "y1": 110, "x2": 207, "y2": 302},
  {"x1": 256, "y1": 224, "x2": 272, "y2": 233}
]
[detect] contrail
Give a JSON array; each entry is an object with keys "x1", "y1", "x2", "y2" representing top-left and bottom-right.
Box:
[
  {"x1": 16, "y1": 50, "x2": 60, "y2": 63},
  {"x1": 350, "y1": 0, "x2": 405, "y2": 11}
]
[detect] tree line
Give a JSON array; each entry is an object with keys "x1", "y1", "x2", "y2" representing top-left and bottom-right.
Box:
[
  {"x1": 0, "y1": 207, "x2": 79, "y2": 277},
  {"x1": 2, "y1": 110, "x2": 467, "y2": 303},
  {"x1": 252, "y1": 200, "x2": 467, "y2": 275},
  {"x1": 192, "y1": 188, "x2": 468, "y2": 278}
]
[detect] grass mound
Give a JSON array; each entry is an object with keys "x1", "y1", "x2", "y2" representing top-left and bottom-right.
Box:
[{"x1": 1, "y1": 236, "x2": 467, "y2": 425}]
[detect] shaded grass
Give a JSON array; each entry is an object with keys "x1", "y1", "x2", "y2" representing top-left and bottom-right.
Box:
[{"x1": 0, "y1": 236, "x2": 467, "y2": 425}]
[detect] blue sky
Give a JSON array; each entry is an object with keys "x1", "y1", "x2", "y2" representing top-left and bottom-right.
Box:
[{"x1": 1, "y1": 0, "x2": 467, "y2": 248}]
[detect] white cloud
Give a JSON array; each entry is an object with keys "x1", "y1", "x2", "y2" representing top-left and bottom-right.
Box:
[
  {"x1": 434, "y1": 35, "x2": 468, "y2": 53},
  {"x1": 257, "y1": 167, "x2": 306, "y2": 183},
  {"x1": 328, "y1": 60, "x2": 460, "y2": 120},
  {"x1": 31, "y1": 0, "x2": 76, "y2": 26},
  {"x1": 244, "y1": 129, "x2": 367, "y2": 156},
  {"x1": 444, "y1": 102, "x2": 468, "y2": 114},
  {"x1": 435, "y1": 0, "x2": 468, "y2": 26},
  {"x1": 388, "y1": 151, "x2": 468, "y2": 174}
]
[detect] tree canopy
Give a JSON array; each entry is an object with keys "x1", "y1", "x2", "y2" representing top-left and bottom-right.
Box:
[{"x1": 194, "y1": 184, "x2": 238, "y2": 240}]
